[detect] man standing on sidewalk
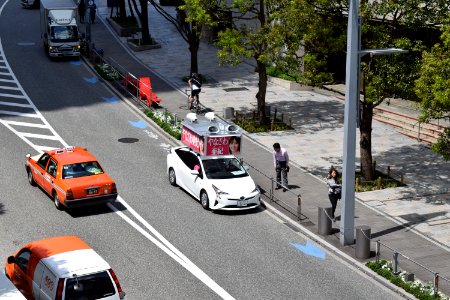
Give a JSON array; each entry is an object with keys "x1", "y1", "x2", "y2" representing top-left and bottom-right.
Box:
[{"x1": 273, "y1": 143, "x2": 289, "y2": 192}]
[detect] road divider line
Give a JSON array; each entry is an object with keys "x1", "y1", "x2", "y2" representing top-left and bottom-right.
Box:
[{"x1": 108, "y1": 199, "x2": 235, "y2": 300}]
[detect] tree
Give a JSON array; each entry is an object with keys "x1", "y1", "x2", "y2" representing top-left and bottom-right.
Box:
[
  {"x1": 415, "y1": 24, "x2": 450, "y2": 160},
  {"x1": 183, "y1": 0, "x2": 301, "y2": 122}
]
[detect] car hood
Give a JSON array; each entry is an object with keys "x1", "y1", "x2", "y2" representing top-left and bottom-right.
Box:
[{"x1": 208, "y1": 176, "x2": 257, "y2": 196}]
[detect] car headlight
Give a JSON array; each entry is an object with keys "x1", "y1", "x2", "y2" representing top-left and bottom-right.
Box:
[
  {"x1": 212, "y1": 185, "x2": 229, "y2": 196},
  {"x1": 251, "y1": 186, "x2": 259, "y2": 193}
]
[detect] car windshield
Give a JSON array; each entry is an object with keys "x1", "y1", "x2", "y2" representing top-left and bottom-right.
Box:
[
  {"x1": 202, "y1": 157, "x2": 248, "y2": 179},
  {"x1": 64, "y1": 271, "x2": 116, "y2": 300},
  {"x1": 62, "y1": 161, "x2": 104, "y2": 179},
  {"x1": 50, "y1": 25, "x2": 78, "y2": 41}
]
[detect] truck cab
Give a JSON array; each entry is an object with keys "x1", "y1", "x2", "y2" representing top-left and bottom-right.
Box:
[{"x1": 40, "y1": 0, "x2": 81, "y2": 58}]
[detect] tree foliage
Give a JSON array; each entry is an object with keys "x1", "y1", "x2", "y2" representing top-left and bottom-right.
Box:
[{"x1": 415, "y1": 24, "x2": 450, "y2": 160}]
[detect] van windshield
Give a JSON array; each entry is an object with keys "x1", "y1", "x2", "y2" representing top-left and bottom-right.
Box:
[
  {"x1": 64, "y1": 271, "x2": 116, "y2": 300},
  {"x1": 50, "y1": 25, "x2": 78, "y2": 42}
]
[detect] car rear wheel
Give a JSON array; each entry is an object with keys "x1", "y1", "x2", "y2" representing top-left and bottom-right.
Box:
[
  {"x1": 200, "y1": 191, "x2": 209, "y2": 210},
  {"x1": 27, "y1": 170, "x2": 36, "y2": 186},
  {"x1": 168, "y1": 168, "x2": 177, "y2": 186},
  {"x1": 53, "y1": 191, "x2": 64, "y2": 210}
]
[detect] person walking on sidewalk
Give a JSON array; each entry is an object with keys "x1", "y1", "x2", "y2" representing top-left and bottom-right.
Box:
[
  {"x1": 78, "y1": 0, "x2": 86, "y2": 23},
  {"x1": 88, "y1": 0, "x2": 97, "y2": 24},
  {"x1": 273, "y1": 143, "x2": 289, "y2": 192},
  {"x1": 327, "y1": 166, "x2": 341, "y2": 221}
]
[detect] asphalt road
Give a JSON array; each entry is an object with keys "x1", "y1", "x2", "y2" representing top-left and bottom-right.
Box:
[{"x1": 0, "y1": 1, "x2": 404, "y2": 299}]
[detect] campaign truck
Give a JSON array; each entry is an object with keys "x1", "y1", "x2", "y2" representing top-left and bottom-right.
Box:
[
  {"x1": 40, "y1": 0, "x2": 81, "y2": 58},
  {"x1": 166, "y1": 112, "x2": 260, "y2": 211}
]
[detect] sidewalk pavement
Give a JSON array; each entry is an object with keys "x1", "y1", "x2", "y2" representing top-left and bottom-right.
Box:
[{"x1": 92, "y1": 1, "x2": 450, "y2": 293}]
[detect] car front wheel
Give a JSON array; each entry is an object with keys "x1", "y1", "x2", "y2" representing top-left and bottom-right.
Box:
[
  {"x1": 168, "y1": 168, "x2": 177, "y2": 186},
  {"x1": 27, "y1": 170, "x2": 36, "y2": 186},
  {"x1": 53, "y1": 192, "x2": 64, "y2": 210},
  {"x1": 200, "y1": 191, "x2": 209, "y2": 210}
]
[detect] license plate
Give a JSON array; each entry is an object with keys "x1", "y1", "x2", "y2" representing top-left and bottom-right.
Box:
[
  {"x1": 87, "y1": 188, "x2": 98, "y2": 195},
  {"x1": 237, "y1": 200, "x2": 248, "y2": 207}
]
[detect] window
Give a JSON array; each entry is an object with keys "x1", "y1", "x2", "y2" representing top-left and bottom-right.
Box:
[
  {"x1": 64, "y1": 271, "x2": 116, "y2": 300},
  {"x1": 37, "y1": 154, "x2": 50, "y2": 169},
  {"x1": 62, "y1": 161, "x2": 104, "y2": 179},
  {"x1": 47, "y1": 160, "x2": 57, "y2": 178},
  {"x1": 15, "y1": 249, "x2": 31, "y2": 273},
  {"x1": 50, "y1": 25, "x2": 79, "y2": 41},
  {"x1": 203, "y1": 158, "x2": 248, "y2": 179}
]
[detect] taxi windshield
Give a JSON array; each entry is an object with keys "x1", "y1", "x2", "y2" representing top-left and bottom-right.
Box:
[
  {"x1": 62, "y1": 161, "x2": 104, "y2": 179},
  {"x1": 202, "y1": 157, "x2": 248, "y2": 179},
  {"x1": 50, "y1": 25, "x2": 78, "y2": 41}
]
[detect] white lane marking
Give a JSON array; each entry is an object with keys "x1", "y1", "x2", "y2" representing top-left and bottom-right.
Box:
[
  {"x1": 109, "y1": 197, "x2": 235, "y2": 300},
  {"x1": 0, "y1": 85, "x2": 20, "y2": 91},
  {"x1": 0, "y1": 101, "x2": 31, "y2": 107},
  {"x1": 2, "y1": 120, "x2": 48, "y2": 128},
  {"x1": 0, "y1": 78, "x2": 14, "y2": 83},
  {"x1": 1, "y1": 3, "x2": 232, "y2": 296},
  {"x1": 19, "y1": 132, "x2": 61, "y2": 140},
  {"x1": 0, "y1": 93, "x2": 26, "y2": 99},
  {"x1": 0, "y1": 110, "x2": 40, "y2": 118}
]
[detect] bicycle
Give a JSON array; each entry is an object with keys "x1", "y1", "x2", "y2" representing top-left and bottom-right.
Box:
[{"x1": 186, "y1": 89, "x2": 201, "y2": 114}]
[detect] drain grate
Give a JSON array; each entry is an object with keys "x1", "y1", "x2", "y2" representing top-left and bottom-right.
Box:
[
  {"x1": 223, "y1": 87, "x2": 249, "y2": 92},
  {"x1": 118, "y1": 137, "x2": 139, "y2": 143}
]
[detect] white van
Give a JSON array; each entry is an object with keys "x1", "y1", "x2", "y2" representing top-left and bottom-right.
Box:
[{"x1": 5, "y1": 236, "x2": 125, "y2": 300}]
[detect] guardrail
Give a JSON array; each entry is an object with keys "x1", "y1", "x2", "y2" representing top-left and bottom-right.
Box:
[
  {"x1": 244, "y1": 162, "x2": 303, "y2": 220},
  {"x1": 375, "y1": 240, "x2": 450, "y2": 297}
]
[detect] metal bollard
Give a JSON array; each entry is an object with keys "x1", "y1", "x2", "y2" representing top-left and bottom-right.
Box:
[
  {"x1": 393, "y1": 252, "x2": 399, "y2": 275},
  {"x1": 318, "y1": 207, "x2": 332, "y2": 235},
  {"x1": 355, "y1": 225, "x2": 371, "y2": 259},
  {"x1": 223, "y1": 107, "x2": 235, "y2": 120}
]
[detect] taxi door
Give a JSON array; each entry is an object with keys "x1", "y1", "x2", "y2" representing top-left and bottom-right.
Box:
[
  {"x1": 10, "y1": 249, "x2": 34, "y2": 299},
  {"x1": 41, "y1": 159, "x2": 58, "y2": 194},
  {"x1": 34, "y1": 153, "x2": 51, "y2": 187}
]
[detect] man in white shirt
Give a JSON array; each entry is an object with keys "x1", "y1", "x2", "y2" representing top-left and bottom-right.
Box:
[{"x1": 273, "y1": 143, "x2": 289, "y2": 192}]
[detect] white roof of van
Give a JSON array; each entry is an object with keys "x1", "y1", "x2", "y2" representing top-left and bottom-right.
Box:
[{"x1": 41, "y1": 249, "x2": 111, "y2": 278}]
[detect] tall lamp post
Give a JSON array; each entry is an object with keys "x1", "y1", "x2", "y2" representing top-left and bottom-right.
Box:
[{"x1": 340, "y1": 0, "x2": 407, "y2": 246}]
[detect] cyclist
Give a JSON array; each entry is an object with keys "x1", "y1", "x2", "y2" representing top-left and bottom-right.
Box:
[{"x1": 188, "y1": 73, "x2": 202, "y2": 110}]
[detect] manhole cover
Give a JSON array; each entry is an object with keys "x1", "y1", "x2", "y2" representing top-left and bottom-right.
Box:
[
  {"x1": 223, "y1": 87, "x2": 249, "y2": 92},
  {"x1": 118, "y1": 137, "x2": 139, "y2": 143}
]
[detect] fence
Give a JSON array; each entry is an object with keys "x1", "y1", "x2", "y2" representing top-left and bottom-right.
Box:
[
  {"x1": 375, "y1": 240, "x2": 450, "y2": 296},
  {"x1": 244, "y1": 162, "x2": 303, "y2": 221}
]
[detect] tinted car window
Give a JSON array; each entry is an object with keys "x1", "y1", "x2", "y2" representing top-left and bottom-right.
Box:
[
  {"x1": 15, "y1": 249, "x2": 31, "y2": 272},
  {"x1": 203, "y1": 158, "x2": 248, "y2": 179},
  {"x1": 62, "y1": 161, "x2": 104, "y2": 179},
  {"x1": 37, "y1": 154, "x2": 51, "y2": 169},
  {"x1": 47, "y1": 160, "x2": 57, "y2": 178},
  {"x1": 64, "y1": 271, "x2": 115, "y2": 300}
]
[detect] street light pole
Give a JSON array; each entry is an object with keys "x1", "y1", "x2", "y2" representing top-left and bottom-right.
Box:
[{"x1": 340, "y1": 0, "x2": 359, "y2": 246}]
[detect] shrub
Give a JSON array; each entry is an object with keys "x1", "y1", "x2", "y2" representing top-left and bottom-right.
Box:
[{"x1": 144, "y1": 109, "x2": 181, "y2": 140}]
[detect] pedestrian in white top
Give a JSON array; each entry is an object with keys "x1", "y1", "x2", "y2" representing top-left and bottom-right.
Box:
[{"x1": 272, "y1": 143, "x2": 289, "y2": 192}]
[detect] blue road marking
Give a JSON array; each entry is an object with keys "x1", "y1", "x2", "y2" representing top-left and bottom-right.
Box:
[
  {"x1": 102, "y1": 97, "x2": 119, "y2": 103},
  {"x1": 128, "y1": 120, "x2": 147, "y2": 129},
  {"x1": 17, "y1": 42, "x2": 35, "y2": 46},
  {"x1": 290, "y1": 242, "x2": 326, "y2": 260},
  {"x1": 84, "y1": 77, "x2": 98, "y2": 84},
  {"x1": 70, "y1": 61, "x2": 82, "y2": 66}
]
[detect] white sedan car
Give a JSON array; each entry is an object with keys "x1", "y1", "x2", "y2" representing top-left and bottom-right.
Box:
[{"x1": 167, "y1": 146, "x2": 260, "y2": 210}]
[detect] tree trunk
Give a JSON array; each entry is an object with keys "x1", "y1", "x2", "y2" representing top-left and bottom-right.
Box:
[
  {"x1": 359, "y1": 102, "x2": 374, "y2": 181},
  {"x1": 255, "y1": 60, "x2": 267, "y2": 123},
  {"x1": 119, "y1": 0, "x2": 126, "y2": 19},
  {"x1": 139, "y1": 0, "x2": 151, "y2": 44},
  {"x1": 188, "y1": 24, "x2": 199, "y2": 74}
]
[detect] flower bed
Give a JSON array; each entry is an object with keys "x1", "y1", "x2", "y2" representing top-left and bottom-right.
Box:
[{"x1": 144, "y1": 109, "x2": 181, "y2": 140}]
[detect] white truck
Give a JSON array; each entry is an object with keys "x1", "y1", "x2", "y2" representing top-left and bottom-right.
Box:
[{"x1": 40, "y1": 0, "x2": 81, "y2": 58}]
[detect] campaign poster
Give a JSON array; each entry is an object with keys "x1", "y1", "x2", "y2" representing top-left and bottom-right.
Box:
[
  {"x1": 205, "y1": 135, "x2": 241, "y2": 156},
  {"x1": 181, "y1": 125, "x2": 204, "y2": 155}
]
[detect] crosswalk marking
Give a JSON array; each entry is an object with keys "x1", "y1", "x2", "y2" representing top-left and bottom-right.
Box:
[{"x1": 0, "y1": 38, "x2": 68, "y2": 153}]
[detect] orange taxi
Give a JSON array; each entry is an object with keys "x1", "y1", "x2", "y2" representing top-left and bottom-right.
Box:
[{"x1": 25, "y1": 147, "x2": 118, "y2": 210}]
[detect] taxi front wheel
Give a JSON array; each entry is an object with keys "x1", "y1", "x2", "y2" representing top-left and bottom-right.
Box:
[
  {"x1": 27, "y1": 170, "x2": 36, "y2": 186},
  {"x1": 200, "y1": 191, "x2": 209, "y2": 210},
  {"x1": 53, "y1": 192, "x2": 64, "y2": 210}
]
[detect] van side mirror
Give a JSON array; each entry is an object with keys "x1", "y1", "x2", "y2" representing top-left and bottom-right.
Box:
[{"x1": 7, "y1": 256, "x2": 15, "y2": 264}]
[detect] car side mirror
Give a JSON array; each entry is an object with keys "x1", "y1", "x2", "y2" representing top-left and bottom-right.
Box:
[
  {"x1": 26, "y1": 154, "x2": 31, "y2": 158},
  {"x1": 191, "y1": 170, "x2": 199, "y2": 176},
  {"x1": 243, "y1": 165, "x2": 250, "y2": 171},
  {"x1": 7, "y1": 256, "x2": 15, "y2": 264}
]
